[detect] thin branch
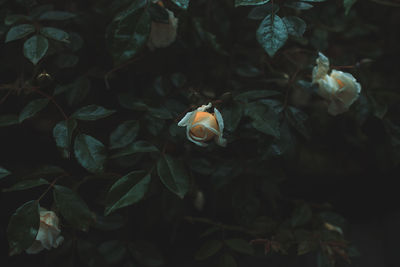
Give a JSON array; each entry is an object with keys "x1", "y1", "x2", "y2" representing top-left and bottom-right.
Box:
[
  {"x1": 37, "y1": 176, "x2": 61, "y2": 202},
  {"x1": 184, "y1": 216, "x2": 259, "y2": 236},
  {"x1": 28, "y1": 87, "x2": 69, "y2": 120},
  {"x1": 369, "y1": 0, "x2": 400, "y2": 7},
  {"x1": 104, "y1": 55, "x2": 143, "y2": 89}
]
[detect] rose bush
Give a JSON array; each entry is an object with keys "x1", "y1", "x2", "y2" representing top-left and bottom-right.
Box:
[{"x1": 1, "y1": 1, "x2": 399, "y2": 267}]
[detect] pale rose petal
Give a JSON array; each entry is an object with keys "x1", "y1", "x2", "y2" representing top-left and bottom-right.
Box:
[
  {"x1": 178, "y1": 111, "x2": 194, "y2": 126},
  {"x1": 316, "y1": 75, "x2": 338, "y2": 100},
  {"x1": 312, "y1": 54, "x2": 361, "y2": 115},
  {"x1": 40, "y1": 211, "x2": 60, "y2": 228},
  {"x1": 54, "y1": 236, "x2": 64, "y2": 248},
  {"x1": 147, "y1": 9, "x2": 178, "y2": 50},
  {"x1": 312, "y1": 52, "x2": 330, "y2": 82},
  {"x1": 26, "y1": 241, "x2": 44, "y2": 254},
  {"x1": 26, "y1": 207, "x2": 63, "y2": 254},
  {"x1": 191, "y1": 122, "x2": 219, "y2": 136},
  {"x1": 331, "y1": 70, "x2": 361, "y2": 108},
  {"x1": 186, "y1": 124, "x2": 208, "y2": 146},
  {"x1": 190, "y1": 128, "x2": 208, "y2": 141},
  {"x1": 187, "y1": 132, "x2": 208, "y2": 147},
  {"x1": 213, "y1": 108, "x2": 224, "y2": 133},
  {"x1": 196, "y1": 102, "x2": 212, "y2": 112},
  {"x1": 327, "y1": 99, "x2": 348, "y2": 116},
  {"x1": 213, "y1": 108, "x2": 227, "y2": 147},
  {"x1": 215, "y1": 135, "x2": 227, "y2": 147}
]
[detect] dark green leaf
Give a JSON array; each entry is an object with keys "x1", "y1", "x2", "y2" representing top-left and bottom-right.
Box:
[
  {"x1": 105, "y1": 170, "x2": 151, "y2": 215},
  {"x1": 23, "y1": 34, "x2": 49, "y2": 65},
  {"x1": 38, "y1": 11, "x2": 76, "y2": 20},
  {"x1": 110, "y1": 140, "x2": 159, "y2": 158},
  {"x1": 56, "y1": 77, "x2": 91, "y2": 106},
  {"x1": 222, "y1": 101, "x2": 243, "y2": 132},
  {"x1": 19, "y1": 98, "x2": 49, "y2": 123},
  {"x1": 109, "y1": 120, "x2": 140, "y2": 149},
  {"x1": 245, "y1": 101, "x2": 281, "y2": 138},
  {"x1": 23, "y1": 165, "x2": 65, "y2": 180},
  {"x1": 148, "y1": 3, "x2": 169, "y2": 23},
  {"x1": 129, "y1": 241, "x2": 164, "y2": 267},
  {"x1": 248, "y1": 3, "x2": 279, "y2": 20},
  {"x1": 53, "y1": 119, "x2": 77, "y2": 158},
  {"x1": 74, "y1": 134, "x2": 107, "y2": 173},
  {"x1": 5, "y1": 24, "x2": 35, "y2": 42},
  {"x1": 4, "y1": 15, "x2": 30, "y2": 26},
  {"x1": 0, "y1": 166, "x2": 11, "y2": 179},
  {"x1": 117, "y1": 94, "x2": 149, "y2": 110},
  {"x1": 317, "y1": 250, "x2": 334, "y2": 267},
  {"x1": 107, "y1": 0, "x2": 151, "y2": 65},
  {"x1": 98, "y1": 240, "x2": 127, "y2": 265},
  {"x1": 148, "y1": 107, "x2": 173, "y2": 120},
  {"x1": 145, "y1": 114, "x2": 165, "y2": 136},
  {"x1": 3, "y1": 178, "x2": 49, "y2": 192},
  {"x1": 71, "y1": 105, "x2": 115, "y2": 121},
  {"x1": 0, "y1": 114, "x2": 19, "y2": 127},
  {"x1": 40, "y1": 27, "x2": 69, "y2": 42},
  {"x1": 157, "y1": 154, "x2": 190, "y2": 199},
  {"x1": 225, "y1": 239, "x2": 254, "y2": 255},
  {"x1": 291, "y1": 203, "x2": 312, "y2": 227},
  {"x1": 286, "y1": 106, "x2": 310, "y2": 139},
  {"x1": 235, "y1": 0, "x2": 270, "y2": 7},
  {"x1": 344, "y1": 0, "x2": 357, "y2": 15},
  {"x1": 55, "y1": 54, "x2": 79, "y2": 68},
  {"x1": 284, "y1": 2, "x2": 313, "y2": 10},
  {"x1": 171, "y1": 0, "x2": 190, "y2": 9},
  {"x1": 53, "y1": 185, "x2": 93, "y2": 231},
  {"x1": 282, "y1": 16, "x2": 306, "y2": 37},
  {"x1": 7, "y1": 200, "x2": 40, "y2": 256},
  {"x1": 170, "y1": 72, "x2": 187, "y2": 88},
  {"x1": 94, "y1": 213, "x2": 125, "y2": 231},
  {"x1": 193, "y1": 18, "x2": 228, "y2": 56},
  {"x1": 234, "y1": 90, "x2": 281, "y2": 102},
  {"x1": 219, "y1": 253, "x2": 237, "y2": 267},
  {"x1": 256, "y1": 15, "x2": 288, "y2": 57},
  {"x1": 195, "y1": 239, "x2": 223, "y2": 260}
]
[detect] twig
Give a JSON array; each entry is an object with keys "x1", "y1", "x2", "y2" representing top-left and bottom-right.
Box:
[
  {"x1": 37, "y1": 176, "x2": 62, "y2": 202},
  {"x1": 104, "y1": 55, "x2": 143, "y2": 89},
  {"x1": 28, "y1": 87, "x2": 69, "y2": 120},
  {"x1": 369, "y1": 0, "x2": 400, "y2": 7},
  {"x1": 184, "y1": 216, "x2": 258, "y2": 236}
]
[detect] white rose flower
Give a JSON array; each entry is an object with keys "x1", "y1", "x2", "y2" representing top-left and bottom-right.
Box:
[
  {"x1": 178, "y1": 102, "x2": 227, "y2": 147},
  {"x1": 312, "y1": 52, "x2": 361, "y2": 116},
  {"x1": 147, "y1": 8, "x2": 178, "y2": 50},
  {"x1": 26, "y1": 208, "x2": 64, "y2": 254}
]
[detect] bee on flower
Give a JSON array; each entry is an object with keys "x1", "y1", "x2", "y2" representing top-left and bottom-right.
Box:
[
  {"x1": 178, "y1": 102, "x2": 227, "y2": 147},
  {"x1": 312, "y1": 52, "x2": 361, "y2": 116}
]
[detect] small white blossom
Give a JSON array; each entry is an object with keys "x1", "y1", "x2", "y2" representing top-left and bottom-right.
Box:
[
  {"x1": 147, "y1": 8, "x2": 178, "y2": 50},
  {"x1": 312, "y1": 52, "x2": 361, "y2": 116},
  {"x1": 26, "y1": 208, "x2": 64, "y2": 254},
  {"x1": 178, "y1": 102, "x2": 227, "y2": 147}
]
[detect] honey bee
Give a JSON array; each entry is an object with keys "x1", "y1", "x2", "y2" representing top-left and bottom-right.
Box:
[{"x1": 36, "y1": 70, "x2": 53, "y2": 85}]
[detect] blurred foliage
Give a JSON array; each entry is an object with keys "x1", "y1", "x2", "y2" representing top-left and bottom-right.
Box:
[{"x1": 1, "y1": 0, "x2": 400, "y2": 266}]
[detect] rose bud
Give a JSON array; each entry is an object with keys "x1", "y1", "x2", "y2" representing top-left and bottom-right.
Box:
[
  {"x1": 147, "y1": 7, "x2": 178, "y2": 50},
  {"x1": 178, "y1": 102, "x2": 227, "y2": 147},
  {"x1": 25, "y1": 207, "x2": 64, "y2": 254},
  {"x1": 312, "y1": 52, "x2": 361, "y2": 116}
]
